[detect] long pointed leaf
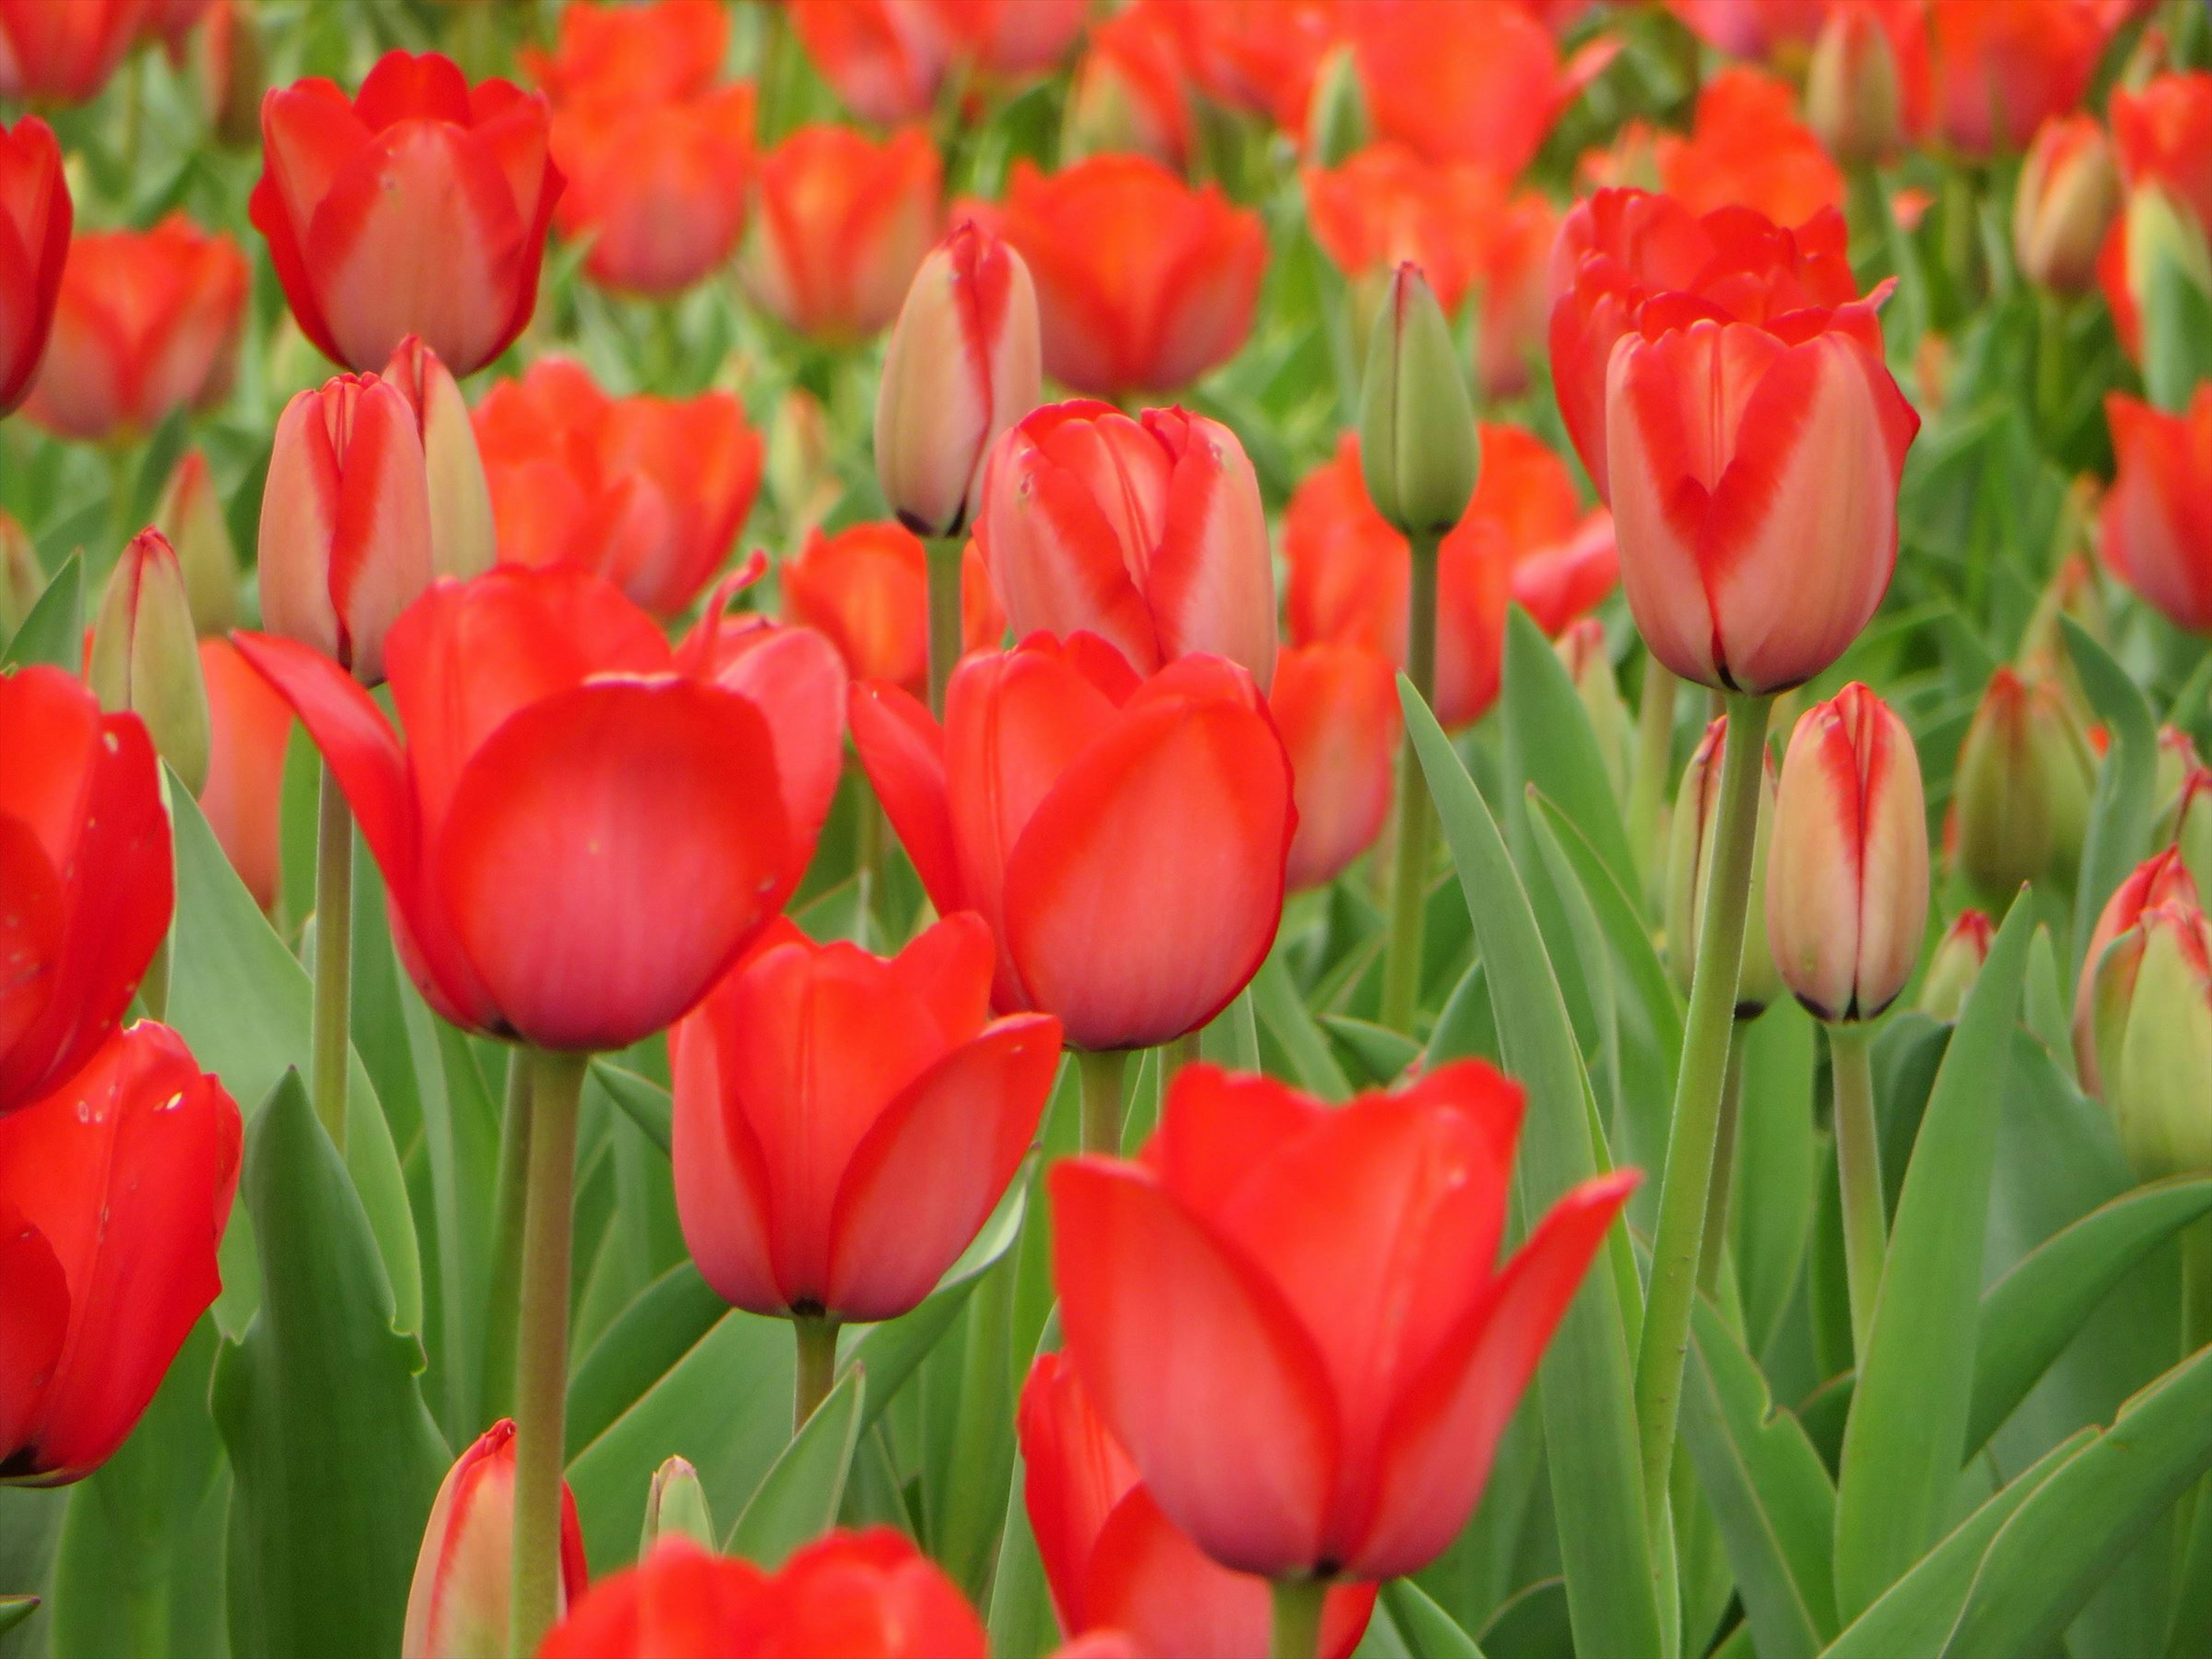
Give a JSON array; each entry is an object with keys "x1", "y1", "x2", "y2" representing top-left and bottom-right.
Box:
[{"x1": 725, "y1": 1368, "x2": 865, "y2": 1569}]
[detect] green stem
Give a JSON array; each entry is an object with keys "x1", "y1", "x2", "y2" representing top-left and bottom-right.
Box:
[
  {"x1": 506, "y1": 1048, "x2": 588, "y2": 1659},
  {"x1": 1633, "y1": 691, "x2": 1772, "y2": 1541},
  {"x1": 2035, "y1": 290, "x2": 2070, "y2": 444},
  {"x1": 478, "y1": 1057, "x2": 535, "y2": 1427},
  {"x1": 925, "y1": 534, "x2": 963, "y2": 721},
  {"x1": 1270, "y1": 1578, "x2": 1329, "y2": 1659},
  {"x1": 1380, "y1": 533, "x2": 1441, "y2": 1032},
  {"x1": 1627, "y1": 656, "x2": 1679, "y2": 913},
  {"x1": 1941, "y1": 165, "x2": 1982, "y2": 317},
  {"x1": 1846, "y1": 165, "x2": 1890, "y2": 274},
  {"x1": 310, "y1": 765, "x2": 352, "y2": 1156},
  {"x1": 1164, "y1": 1030, "x2": 1202, "y2": 1082},
  {"x1": 852, "y1": 774, "x2": 882, "y2": 945},
  {"x1": 1830, "y1": 1021, "x2": 1888, "y2": 1361},
  {"x1": 1078, "y1": 1048, "x2": 1128, "y2": 1157},
  {"x1": 1697, "y1": 1033, "x2": 1750, "y2": 1296},
  {"x1": 792, "y1": 1313, "x2": 841, "y2": 1435},
  {"x1": 2167, "y1": 1218, "x2": 2212, "y2": 1657}
]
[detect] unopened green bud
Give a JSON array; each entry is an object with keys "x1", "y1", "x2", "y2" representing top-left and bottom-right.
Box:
[
  {"x1": 151, "y1": 449, "x2": 240, "y2": 635},
  {"x1": 1949, "y1": 666, "x2": 2096, "y2": 910},
  {"x1": 1919, "y1": 910, "x2": 1994, "y2": 1021},
  {"x1": 1358, "y1": 263, "x2": 1476, "y2": 539},
  {"x1": 639, "y1": 1455, "x2": 715, "y2": 1556},
  {"x1": 2090, "y1": 900, "x2": 2212, "y2": 1180},
  {"x1": 89, "y1": 529, "x2": 210, "y2": 794},
  {"x1": 1305, "y1": 43, "x2": 1369, "y2": 168}
]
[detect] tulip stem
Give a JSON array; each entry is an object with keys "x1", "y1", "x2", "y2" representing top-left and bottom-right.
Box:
[
  {"x1": 508, "y1": 1047, "x2": 588, "y2": 1659},
  {"x1": 925, "y1": 535, "x2": 963, "y2": 720},
  {"x1": 1380, "y1": 532, "x2": 1442, "y2": 1033},
  {"x1": 2035, "y1": 291, "x2": 2070, "y2": 444},
  {"x1": 310, "y1": 765, "x2": 352, "y2": 1156},
  {"x1": 1633, "y1": 690, "x2": 1771, "y2": 1543},
  {"x1": 1078, "y1": 1048, "x2": 1128, "y2": 1157},
  {"x1": 1270, "y1": 1578, "x2": 1328, "y2": 1659},
  {"x1": 479, "y1": 1058, "x2": 535, "y2": 1428},
  {"x1": 792, "y1": 1314, "x2": 841, "y2": 1434},
  {"x1": 1829, "y1": 1021, "x2": 1888, "y2": 1359},
  {"x1": 1697, "y1": 1031, "x2": 1751, "y2": 1296},
  {"x1": 1164, "y1": 1030, "x2": 1202, "y2": 1083},
  {"x1": 1627, "y1": 656, "x2": 1680, "y2": 911}
]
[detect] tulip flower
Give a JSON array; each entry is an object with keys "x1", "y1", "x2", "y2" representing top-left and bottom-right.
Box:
[
  {"x1": 1150, "y1": 0, "x2": 1336, "y2": 131},
  {"x1": 1669, "y1": 715, "x2": 1782, "y2": 1017},
  {"x1": 89, "y1": 529, "x2": 213, "y2": 797},
  {"x1": 638, "y1": 1456, "x2": 713, "y2": 1554},
  {"x1": 196, "y1": 637, "x2": 293, "y2": 914},
  {"x1": 1807, "y1": 2, "x2": 1915, "y2": 167},
  {"x1": 540, "y1": 1531, "x2": 988, "y2": 1659},
  {"x1": 0, "y1": 668, "x2": 172, "y2": 1114},
  {"x1": 472, "y1": 358, "x2": 764, "y2": 619},
  {"x1": 187, "y1": 0, "x2": 263, "y2": 151},
  {"x1": 1949, "y1": 665, "x2": 2098, "y2": 907},
  {"x1": 380, "y1": 336, "x2": 497, "y2": 587},
  {"x1": 0, "y1": 1021, "x2": 240, "y2": 1484},
  {"x1": 2074, "y1": 847, "x2": 2199, "y2": 1094},
  {"x1": 0, "y1": 117, "x2": 69, "y2": 417},
  {"x1": 998, "y1": 156, "x2": 1266, "y2": 399},
  {"x1": 781, "y1": 521, "x2": 1005, "y2": 695},
  {"x1": 979, "y1": 402, "x2": 1276, "y2": 685},
  {"x1": 850, "y1": 635, "x2": 1294, "y2": 1056},
  {"x1": 1270, "y1": 644, "x2": 1399, "y2": 892},
  {"x1": 1665, "y1": 0, "x2": 1830, "y2": 61},
  {"x1": 1019, "y1": 1353, "x2": 1377, "y2": 1658},
  {"x1": 0, "y1": 0, "x2": 143, "y2": 104},
  {"x1": 1918, "y1": 910, "x2": 1994, "y2": 1021},
  {"x1": 2166, "y1": 766, "x2": 2212, "y2": 897},
  {"x1": 2014, "y1": 116, "x2": 2120, "y2": 296},
  {"x1": 257, "y1": 371, "x2": 434, "y2": 689},
  {"x1": 21, "y1": 216, "x2": 247, "y2": 444},
  {"x1": 875, "y1": 222, "x2": 1041, "y2": 555},
  {"x1": 1924, "y1": 0, "x2": 2113, "y2": 160},
  {"x1": 1358, "y1": 265, "x2": 1477, "y2": 543},
  {"x1": 788, "y1": 0, "x2": 1088, "y2": 125},
  {"x1": 1302, "y1": 146, "x2": 1516, "y2": 320},
  {"x1": 1284, "y1": 430, "x2": 1619, "y2": 729},
  {"x1": 2088, "y1": 899, "x2": 2212, "y2": 1181},
  {"x1": 1643, "y1": 69, "x2": 1846, "y2": 228},
  {"x1": 1050, "y1": 1060, "x2": 1638, "y2": 1582},
  {"x1": 740, "y1": 124, "x2": 940, "y2": 344},
  {"x1": 251, "y1": 50, "x2": 563, "y2": 374},
  {"x1": 1065, "y1": 6, "x2": 1193, "y2": 169},
  {"x1": 402, "y1": 1419, "x2": 587, "y2": 1659},
  {"x1": 150, "y1": 450, "x2": 240, "y2": 636},
  {"x1": 2099, "y1": 388, "x2": 2212, "y2": 635},
  {"x1": 521, "y1": 0, "x2": 755, "y2": 298},
  {"x1": 2099, "y1": 70, "x2": 2212, "y2": 362}
]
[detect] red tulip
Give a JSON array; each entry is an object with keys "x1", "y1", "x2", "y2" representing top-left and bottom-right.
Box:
[
  {"x1": 1020, "y1": 1353, "x2": 1377, "y2": 1659},
  {"x1": 1646, "y1": 68, "x2": 1845, "y2": 228},
  {"x1": 381, "y1": 335, "x2": 498, "y2": 587},
  {"x1": 1065, "y1": 5, "x2": 1192, "y2": 169},
  {"x1": 0, "y1": 118, "x2": 69, "y2": 417},
  {"x1": 523, "y1": 1, "x2": 754, "y2": 298},
  {"x1": 740, "y1": 124, "x2": 940, "y2": 344},
  {"x1": 196, "y1": 637, "x2": 293, "y2": 914},
  {"x1": 1664, "y1": 0, "x2": 1831, "y2": 60},
  {"x1": 1270, "y1": 643, "x2": 1399, "y2": 893},
  {"x1": 1302, "y1": 145, "x2": 1513, "y2": 318},
  {"x1": 2074, "y1": 846, "x2": 2200, "y2": 1093},
  {"x1": 1150, "y1": 0, "x2": 1336, "y2": 130},
  {"x1": 0, "y1": 0, "x2": 145, "y2": 104},
  {"x1": 2013, "y1": 115, "x2": 2121, "y2": 295},
  {"x1": 1050, "y1": 1061, "x2": 1637, "y2": 1580},
  {"x1": 850, "y1": 635, "x2": 1293, "y2": 1051},
  {"x1": 788, "y1": 0, "x2": 1088, "y2": 124},
  {"x1": 0, "y1": 668, "x2": 172, "y2": 1114},
  {"x1": 672, "y1": 913, "x2": 1059, "y2": 1324},
  {"x1": 251, "y1": 50, "x2": 563, "y2": 374},
  {"x1": 1284, "y1": 429, "x2": 1618, "y2": 729},
  {"x1": 2100, "y1": 388, "x2": 2212, "y2": 635},
  {"x1": 233, "y1": 566, "x2": 802, "y2": 1052},
  {"x1": 978, "y1": 402, "x2": 1276, "y2": 685},
  {"x1": 22, "y1": 215, "x2": 246, "y2": 443},
  {"x1": 472, "y1": 358, "x2": 764, "y2": 618},
  {"x1": 2109, "y1": 71, "x2": 2212, "y2": 244},
  {"x1": 1925, "y1": 0, "x2": 2113, "y2": 158},
  {"x1": 0, "y1": 1021, "x2": 240, "y2": 1484},
  {"x1": 403, "y1": 1419, "x2": 587, "y2": 1659},
  {"x1": 781, "y1": 521, "x2": 1005, "y2": 695},
  {"x1": 539, "y1": 1531, "x2": 987, "y2": 1659},
  {"x1": 999, "y1": 156, "x2": 1266, "y2": 399}
]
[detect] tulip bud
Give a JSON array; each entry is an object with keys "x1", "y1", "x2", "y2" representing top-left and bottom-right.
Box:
[
  {"x1": 197, "y1": 0, "x2": 267, "y2": 151},
  {"x1": 874, "y1": 223, "x2": 1043, "y2": 541},
  {"x1": 2156, "y1": 726, "x2": 2203, "y2": 817},
  {"x1": 1555, "y1": 616, "x2": 1631, "y2": 804},
  {"x1": 2089, "y1": 900, "x2": 2212, "y2": 1180},
  {"x1": 151, "y1": 450, "x2": 240, "y2": 635},
  {"x1": 1919, "y1": 910, "x2": 1994, "y2": 1020},
  {"x1": 1949, "y1": 666, "x2": 2097, "y2": 908},
  {"x1": 89, "y1": 530, "x2": 212, "y2": 795},
  {"x1": 1807, "y1": 3, "x2": 1903, "y2": 168},
  {"x1": 2125, "y1": 184, "x2": 2212, "y2": 406},
  {"x1": 381, "y1": 335, "x2": 496, "y2": 582},
  {"x1": 2014, "y1": 116, "x2": 2120, "y2": 296},
  {"x1": 2164, "y1": 766, "x2": 2212, "y2": 897},
  {"x1": 639, "y1": 1456, "x2": 715, "y2": 1555},
  {"x1": 0, "y1": 509, "x2": 41, "y2": 637},
  {"x1": 2074, "y1": 845, "x2": 2199, "y2": 1093},
  {"x1": 1767, "y1": 684, "x2": 1930, "y2": 1022},
  {"x1": 402, "y1": 1419, "x2": 588, "y2": 1659},
  {"x1": 768, "y1": 388, "x2": 839, "y2": 533},
  {"x1": 1668, "y1": 715, "x2": 1781, "y2": 1016},
  {"x1": 1358, "y1": 263, "x2": 1478, "y2": 539},
  {"x1": 1306, "y1": 42, "x2": 1370, "y2": 168}
]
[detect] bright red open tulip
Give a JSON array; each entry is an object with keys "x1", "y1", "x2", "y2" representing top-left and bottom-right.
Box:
[
  {"x1": 403, "y1": 1419, "x2": 588, "y2": 1659},
  {"x1": 672, "y1": 913, "x2": 1060, "y2": 1324},
  {"x1": 0, "y1": 117, "x2": 69, "y2": 417},
  {"x1": 741, "y1": 124, "x2": 940, "y2": 344},
  {"x1": 1647, "y1": 67, "x2": 1844, "y2": 228},
  {"x1": 2098, "y1": 72, "x2": 2212, "y2": 361},
  {"x1": 1270, "y1": 643, "x2": 1400, "y2": 892},
  {"x1": 22, "y1": 215, "x2": 247, "y2": 444},
  {"x1": 851, "y1": 635, "x2": 1293, "y2": 1051},
  {"x1": 781, "y1": 521, "x2": 1004, "y2": 696},
  {"x1": 252, "y1": 50, "x2": 563, "y2": 373},
  {"x1": 979, "y1": 401, "x2": 1276, "y2": 686},
  {"x1": 0, "y1": 1021, "x2": 240, "y2": 1485},
  {"x1": 233, "y1": 566, "x2": 802, "y2": 1052},
  {"x1": 2074, "y1": 846, "x2": 2199, "y2": 1094},
  {"x1": 998, "y1": 156, "x2": 1266, "y2": 399},
  {"x1": 1051, "y1": 1061, "x2": 1637, "y2": 1581},
  {"x1": 0, "y1": 0, "x2": 145, "y2": 104},
  {"x1": 1020, "y1": 1353, "x2": 1377, "y2": 1659},
  {"x1": 2100, "y1": 388, "x2": 2212, "y2": 635},
  {"x1": 789, "y1": 0, "x2": 1088, "y2": 124},
  {"x1": 0, "y1": 668, "x2": 172, "y2": 1115},
  {"x1": 196, "y1": 637, "x2": 293, "y2": 915}
]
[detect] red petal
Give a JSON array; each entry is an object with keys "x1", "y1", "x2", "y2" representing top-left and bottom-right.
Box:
[
  {"x1": 0, "y1": 1203, "x2": 67, "y2": 1465},
  {"x1": 849, "y1": 680, "x2": 963, "y2": 916},
  {"x1": 884, "y1": 911, "x2": 995, "y2": 1046},
  {"x1": 1018, "y1": 1352, "x2": 1142, "y2": 1635},
  {"x1": 669, "y1": 975, "x2": 785, "y2": 1316}
]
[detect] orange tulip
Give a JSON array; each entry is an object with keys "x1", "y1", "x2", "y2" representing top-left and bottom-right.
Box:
[
  {"x1": 196, "y1": 637, "x2": 293, "y2": 915},
  {"x1": 0, "y1": 0, "x2": 145, "y2": 104},
  {"x1": 2100, "y1": 388, "x2": 2212, "y2": 635},
  {"x1": 1149, "y1": 0, "x2": 1335, "y2": 130},
  {"x1": 781, "y1": 521, "x2": 1005, "y2": 694},
  {"x1": 1302, "y1": 145, "x2": 1509, "y2": 319},
  {"x1": 1065, "y1": 3, "x2": 1192, "y2": 169},
  {"x1": 1268, "y1": 643, "x2": 1399, "y2": 893},
  {"x1": 741, "y1": 124, "x2": 940, "y2": 343},
  {"x1": 0, "y1": 116, "x2": 69, "y2": 417},
  {"x1": 1924, "y1": 0, "x2": 2113, "y2": 158},
  {"x1": 788, "y1": 0, "x2": 1088, "y2": 124},
  {"x1": 1649, "y1": 67, "x2": 1845, "y2": 226},
  {"x1": 2099, "y1": 73, "x2": 2212, "y2": 361}
]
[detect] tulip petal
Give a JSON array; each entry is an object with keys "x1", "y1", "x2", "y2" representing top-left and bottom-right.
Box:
[
  {"x1": 700, "y1": 622, "x2": 846, "y2": 905},
  {"x1": 849, "y1": 681, "x2": 963, "y2": 916},
  {"x1": 1144, "y1": 1063, "x2": 1327, "y2": 1217},
  {"x1": 1143, "y1": 411, "x2": 1276, "y2": 685},
  {"x1": 670, "y1": 979, "x2": 785, "y2": 1317},
  {"x1": 1085, "y1": 1483, "x2": 1277, "y2": 1659},
  {"x1": 1270, "y1": 643, "x2": 1399, "y2": 892},
  {"x1": 0, "y1": 1206, "x2": 67, "y2": 1468},
  {"x1": 885, "y1": 911, "x2": 995, "y2": 1046},
  {"x1": 1018, "y1": 1352, "x2": 1141, "y2": 1636}
]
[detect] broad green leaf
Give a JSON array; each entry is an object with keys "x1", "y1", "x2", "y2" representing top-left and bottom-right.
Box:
[
  {"x1": 408, "y1": 999, "x2": 500, "y2": 1446},
  {"x1": 2063, "y1": 620, "x2": 2156, "y2": 986},
  {"x1": 1252, "y1": 949, "x2": 1354, "y2": 1100},
  {"x1": 1833, "y1": 900, "x2": 2034, "y2": 1619},
  {"x1": 1499, "y1": 608, "x2": 1639, "y2": 896},
  {"x1": 566, "y1": 1262, "x2": 726, "y2": 1460},
  {"x1": 212, "y1": 1075, "x2": 448, "y2": 1659},
  {"x1": 0, "y1": 1597, "x2": 35, "y2": 1639},
  {"x1": 1424, "y1": 961, "x2": 1499, "y2": 1070},
  {"x1": 929, "y1": 1256, "x2": 1018, "y2": 1596},
  {"x1": 1, "y1": 552, "x2": 81, "y2": 671},
  {"x1": 1320, "y1": 1014, "x2": 1421, "y2": 1085},
  {"x1": 1731, "y1": 1005, "x2": 1817, "y2": 1357},
  {"x1": 1476, "y1": 1578, "x2": 1574, "y2": 1659},
  {"x1": 725, "y1": 1368, "x2": 865, "y2": 1569},
  {"x1": 1384, "y1": 1578, "x2": 1489, "y2": 1659},
  {"x1": 594, "y1": 1060, "x2": 672, "y2": 1155},
  {"x1": 1403, "y1": 677, "x2": 1663, "y2": 1659},
  {"x1": 1199, "y1": 988, "x2": 1262, "y2": 1070},
  {"x1": 986, "y1": 1446, "x2": 1056, "y2": 1659}
]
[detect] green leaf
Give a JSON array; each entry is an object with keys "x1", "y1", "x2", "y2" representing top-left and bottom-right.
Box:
[
  {"x1": 725, "y1": 1368, "x2": 865, "y2": 1569},
  {"x1": 1320, "y1": 1014, "x2": 1421, "y2": 1085},
  {"x1": 1403, "y1": 677, "x2": 1664, "y2": 1659},
  {"x1": 2, "y1": 552, "x2": 81, "y2": 671},
  {"x1": 566, "y1": 1261, "x2": 728, "y2": 1460},
  {"x1": 1384, "y1": 1578, "x2": 1490, "y2": 1659},
  {"x1": 1500, "y1": 608, "x2": 1639, "y2": 897},
  {"x1": 1832, "y1": 899, "x2": 2034, "y2": 1620},
  {"x1": 2063, "y1": 619, "x2": 2156, "y2": 987},
  {"x1": 0, "y1": 1596, "x2": 35, "y2": 1639},
  {"x1": 1476, "y1": 1578, "x2": 1574, "y2": 1659},
  {"x1": 211, "y1": 1074, "x2": 449, "y2": 1659},
  {"x1": 1731, "y1": 1005, "x2": 1817, "y2": 1357},
  {"x1": 986, "y1": 1448, "x2": 1057, "y2": 1659},
  {"x1": 593, "y1": 1060, "x2": 672, "y2": 1155},
  {"x1": 1252, "y1": 950, "x2": 1354, "y2": 1100}
]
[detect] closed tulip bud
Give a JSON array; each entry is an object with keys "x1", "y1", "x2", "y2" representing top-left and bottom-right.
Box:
[
  {"x1": 639, "y1": 1456, "x2": 714, "y2": 1555},
  {"x1": 875, "y1": 223, "x2": 1041, "y2": 541},
  {"x1": 1555, "y1": 617, "x2": 1631, "y2": 803},
  {"x1": 1669, "y1": 715, "x2": 1781, "y2": 1015},
  {"x1": 0, "y1": 509, "x2": 41, "y2": 637},
  {"x1": 151, "y1": 451, "x2": 239, "y2": 636},
  {"x1": 258, "y1": 372, "x2": 434, "y2": 688},
  {"x1": 2125, "y1": 184, "x2": 2212, "y2": 396},
  {"x1": 402, "y1": 1419, "x2": 587, "y2": 1659},
  {"x1": 1767, "y1": 684, "x2": 1930, "y2": 1022},
  {"x1": 2014, "y1": 116, "x2": 2120, "y2": 296},
  {"x1": 2089, "y1": 900, "x2": 2212, "y2": 1180},
  {"x1": 1950, "y1": 666, "x2": 2097, "y2": 908},
  {"x1": 2156, "y1": 727, "x2": 2203, "y2": 815},
  {"x1": 89, "y1": 531, "x2": 213, "y2": 797},
  {"x1": 1359, "y1": 264, "x2": 1478, "y2": 539},
  {"x1": 1919, "y1": 910, "x2": 1994, "y2": 1020},
  {"x1": 1807, "y1": 2, "x2": 1904, "y2": 167},
  {"x1": 1305, "y1": 42, "x2": 1370, "y2": 167},
  {"x1": 2165, "y1": 766, "x2": 2212, "y2": 896},
  {"x1": 381, "y1": 336, "x2": 495, "y2": 583},
  {"x1": 2074, "y1": 846, "x2": 2199, "y2": 1093}
]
